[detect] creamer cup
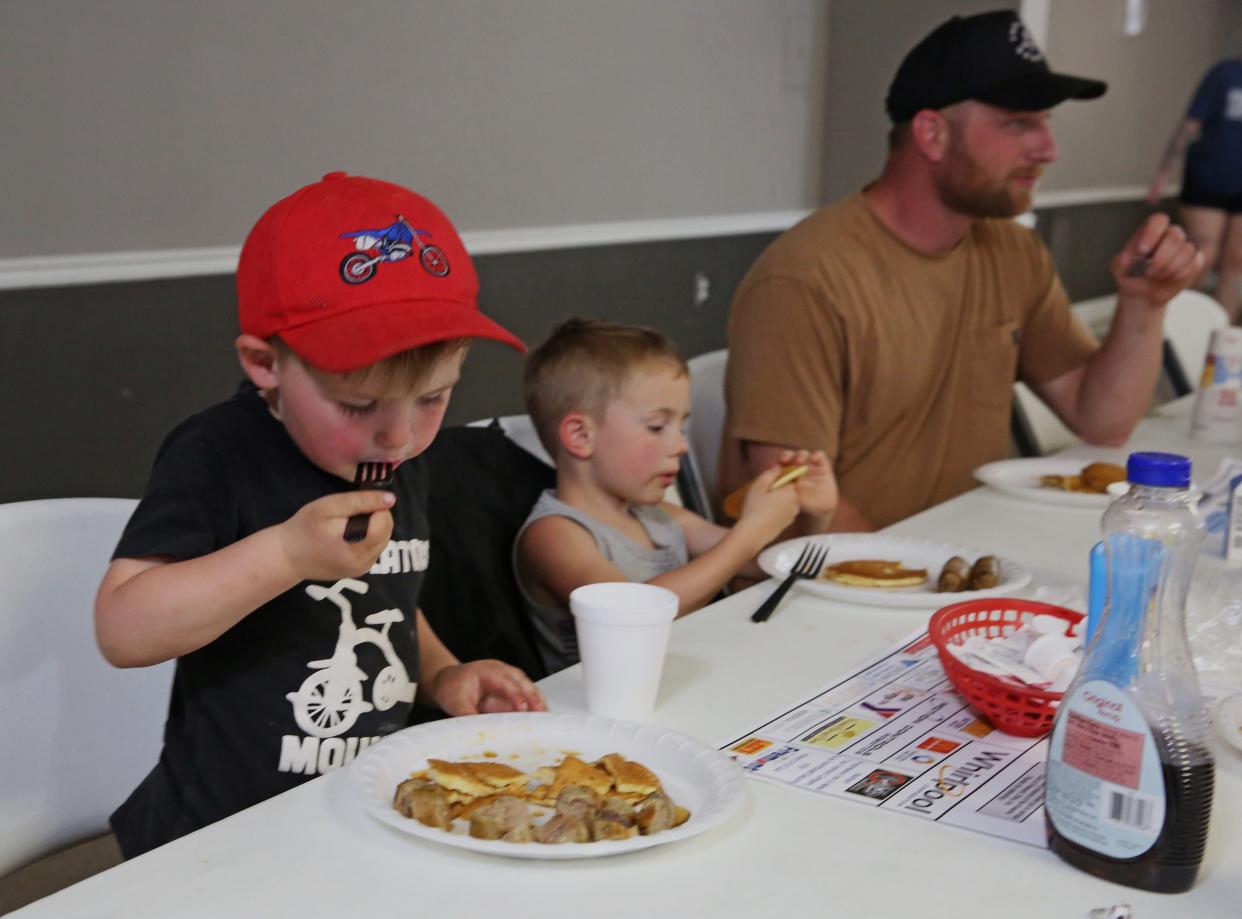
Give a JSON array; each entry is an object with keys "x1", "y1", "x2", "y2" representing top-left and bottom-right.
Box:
[{"x1": 1191, "y1": 327, "x2": 1242, "y2": 443}]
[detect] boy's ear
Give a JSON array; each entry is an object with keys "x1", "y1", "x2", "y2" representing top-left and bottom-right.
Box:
[
  {"x1": 235, "y1": 334, "x2": 280, "y2": 389},
  {"x1": 559, "y1": 412, "x2": 594, "y2": 460}
]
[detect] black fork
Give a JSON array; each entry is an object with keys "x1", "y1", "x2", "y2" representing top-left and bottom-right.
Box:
[
  {"x1": 343, "y1": 462, "x2": 395, "y2": 543},
  {"x1": 751, "y1": 542, "x2": 828, "y2": 623}
]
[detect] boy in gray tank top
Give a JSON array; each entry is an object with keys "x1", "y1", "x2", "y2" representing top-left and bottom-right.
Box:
[{"x1": 515, "y1": 319, "x2": 838, "y2": 673}]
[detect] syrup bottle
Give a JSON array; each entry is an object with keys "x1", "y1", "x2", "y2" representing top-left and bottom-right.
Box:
[{"x1": 1045, "y1": 452, "x2": 1214, "y2": 893}]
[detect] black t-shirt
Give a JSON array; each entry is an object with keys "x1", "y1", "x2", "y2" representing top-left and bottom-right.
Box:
[{"x1": 110, "y1": 382, "x2": 429, "y2": 857}]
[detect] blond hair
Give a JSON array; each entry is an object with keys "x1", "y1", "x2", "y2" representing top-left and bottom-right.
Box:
[
  {"x1": 524, "y1": 318, "x2": 687, "y2": 456},
  {"x1": 272, "y1": 336, "x2": 468, "y2": 396}
]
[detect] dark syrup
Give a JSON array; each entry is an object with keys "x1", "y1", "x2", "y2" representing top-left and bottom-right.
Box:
[{"x1": 1047, "y1": 753, "x2": 1214, "y2": 894}]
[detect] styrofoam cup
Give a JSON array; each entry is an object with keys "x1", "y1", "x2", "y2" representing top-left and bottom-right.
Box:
[{"x1": 569, "y1": 582, "x2": 678, "y2": 721}]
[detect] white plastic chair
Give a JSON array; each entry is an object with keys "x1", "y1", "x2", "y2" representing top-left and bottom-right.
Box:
[
  {"x1": 1071, "y1": 295, "x2": 1116, "y2": 338},
  {"x1": 685, "y1": 349, "x2": 728, "y2": 517},
  {"x1": 0, "y1": 499, "x2": 174, "y2": 879},
  {"x1": 1011, "y1": 297, "x2": 1115, "y2": 455},
  {"x1": 1012, "y1": 381, "x2": 1077, "y2": 456},
  {"x1": 1073, "y1": 290, "x2": 1227, "y2": 393},
  {"x1": 467, "y1": 414, "x2": 553, "y2": 467},
  {"x1": 1163, "y1": 289, "x2": 1229, "y2": 393},
  {"x1": 1011, "y1": 290, "x2": 1228, "y2": 455}
]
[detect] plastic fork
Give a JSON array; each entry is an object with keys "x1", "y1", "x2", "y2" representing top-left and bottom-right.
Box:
[
  {"x1": 751, "y1": 542, "x2": 828, "y2": 623},
  {"x1": 343, "y1": 462, "x2": 395, "y2": 543},
  {"x1": 1125, "y1": 254, "x2": 1152, "y2": 278}
]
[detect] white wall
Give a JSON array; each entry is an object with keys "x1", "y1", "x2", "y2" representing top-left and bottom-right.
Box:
[
  {"x1": 821, "y1": 0, "x2": 1009, "y2": 203},
  {"x1": 821, "y1": 0, "x2": 1237, "y2": 204},
  {"x1": 2, "y1": 0, "x2": 828, "y2": 259},
  {"x1": 1039, "y1": 0, "x2": 1237, "y2": 193}
]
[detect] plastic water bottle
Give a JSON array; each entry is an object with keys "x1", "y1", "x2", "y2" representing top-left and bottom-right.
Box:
[{"x1": 1045, "y1": 452, "x2": 1214, "y2": 893}]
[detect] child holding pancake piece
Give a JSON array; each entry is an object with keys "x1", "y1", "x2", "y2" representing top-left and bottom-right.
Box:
[{"x1": 515, "y1": 318, "x2": 837, "y2": 673}]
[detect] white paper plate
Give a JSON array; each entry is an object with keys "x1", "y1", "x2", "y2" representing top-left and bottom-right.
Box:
[
  {"x1": 973, "y1": 457, "x2": 1117, "y2": 507},
  {"x1": 350, "y1": 711, "x2": 744, "y2": 859},
  {"x1": 756, "y1": 533, "x2": 1030, "y2": 608}
]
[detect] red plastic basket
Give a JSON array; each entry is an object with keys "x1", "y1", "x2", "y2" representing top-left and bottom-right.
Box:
[{"x1": 928, "y1": 598, "x2": 1084, "y2": 738}]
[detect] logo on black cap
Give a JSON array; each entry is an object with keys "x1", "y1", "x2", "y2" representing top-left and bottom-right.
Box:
[{"x1": 1009, "y1": 22, "x2": 1043, "y2": 62}]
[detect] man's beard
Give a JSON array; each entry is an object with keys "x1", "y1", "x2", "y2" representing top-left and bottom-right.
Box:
[{"x1": 934, "y1": 140, "x2": 1038, "y2": 219}]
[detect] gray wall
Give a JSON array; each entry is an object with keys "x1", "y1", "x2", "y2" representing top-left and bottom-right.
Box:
[
  {"x1": 1, "y1": 1, "x2": 1235, "y2": 503},
  {"x1": 822, "y1": 0, "x2": 1236, "y2": 200},
  {"x1": 822, "y1": 0, "x2": 1012, "y2": 202},
  {"x1": 1, "y1": 0, "x2": 829, "y2": 257},
  {"x1": 0, "y1": 232, "x2": 774, "y2": 503},
  {"x1": 0, "y1": 198, "x2": 1134, "y2": 505},
  {"x1": 1041, "y1": 0, "x2": 1237, "y2": 192}
]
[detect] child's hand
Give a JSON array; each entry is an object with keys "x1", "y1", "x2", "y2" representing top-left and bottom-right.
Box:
[
  {"x1": 736, "y1": 464, "x2": 800, "y2": 543},
  {"x1": 785, "y1": 449, "x2": 838, "y2": 524},
  {"x1": 429, "y1": 660, "x2": 546, "y2": 716},
  {"x1": 277, "y1": 491, "x2": 395, "y2": 581}
]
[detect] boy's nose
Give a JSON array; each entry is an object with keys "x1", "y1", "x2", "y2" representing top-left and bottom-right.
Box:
[{"x1": 373, "y1": 410, "x2": 416, "y2": 452}]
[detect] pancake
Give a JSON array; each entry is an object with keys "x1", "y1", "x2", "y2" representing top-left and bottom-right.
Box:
[
  {"x1": 595, "y1": 753, "x2": 662, "y2": 796},
  {"x1": 822, "y1": 559, "x2": 928, "y2": 588},
  {"x1": 530, "y1": 754, "x2": 614, "y2": 803},
  {"x1": 426, "y1": 759, "x2": 529, "y2": 798},
  {"x1": 722, "y1": 464, "x2": 809, "y2": 519}
]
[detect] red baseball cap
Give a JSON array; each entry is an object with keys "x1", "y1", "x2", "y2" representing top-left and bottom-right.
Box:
[{"x1": 237, "y1": 172, "x2": 525, "y2": 372}]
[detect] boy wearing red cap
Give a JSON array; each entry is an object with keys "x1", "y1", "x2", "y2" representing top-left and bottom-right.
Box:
[{"x1": 95, "y1": 173, "x2": 544, "y2": 857}]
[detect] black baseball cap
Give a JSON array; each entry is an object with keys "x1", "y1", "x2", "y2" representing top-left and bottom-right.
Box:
[{"x1": 885, "y1": 10, "x2": 1106, "y2": 123}]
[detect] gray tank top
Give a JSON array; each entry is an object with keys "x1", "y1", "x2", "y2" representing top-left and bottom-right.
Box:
[{"x1": 513, "y1": 489, "x2": 689, "y2": 674}]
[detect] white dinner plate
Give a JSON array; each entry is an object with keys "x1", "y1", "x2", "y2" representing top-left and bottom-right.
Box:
[
  {"x1": 350, "y1": 711, "x2": 744, "y2": 859},
  {"x1": 756, "y1": 533, "x2": 1031, "y2": 609},
  {"x1": 973, "y1": 456, "x2": 1118, "y2": 507}
]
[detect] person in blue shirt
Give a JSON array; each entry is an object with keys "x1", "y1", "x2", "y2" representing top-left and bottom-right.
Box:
[{"x1": 1148, "y1": 59, "x2": 1242, "y2": 321}]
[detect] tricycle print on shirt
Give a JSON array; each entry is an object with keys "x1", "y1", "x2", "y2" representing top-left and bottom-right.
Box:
[{"x1": 278, "y1": 536, "x2": 427, "y2": 777}]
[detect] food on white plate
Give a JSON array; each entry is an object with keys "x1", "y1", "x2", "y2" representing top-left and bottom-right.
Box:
[
  {"x1": 821, "y1": 559, "x2": 928, "y2": 588},
  {"x1": 722, "y1": 463, "x2": 809, "y2": 519},
  {"x1": 392, "y1": 753, "x2": 690, "y2": 844},
  {"x1": 967, "y1": 555, "x2": 1000, "y2": 589},
  {"x1": 936, "y1": 555, "x2": 1001, "y2": 592},
  {"x1": 937, "y1": 556, "x2": 971, "y2": 592},
  {"x1": 426, "y1": 758, "x2": 528, "y2": 797},
  {"x1": 1039, "y1": 461, "x2": 1125, "y2": 495}
]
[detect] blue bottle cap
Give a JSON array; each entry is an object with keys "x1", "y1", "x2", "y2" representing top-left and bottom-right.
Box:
[{"x1": 1126, "y1": 451, "x2": 1191, "y2": 487}]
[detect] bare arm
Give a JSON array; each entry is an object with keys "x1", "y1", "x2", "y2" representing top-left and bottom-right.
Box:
[
  {"x1": 414, "y1": 610, "x2": 546, "y2": 715},
  {"x1": 1033, "y1": 214, "x2": 1204, "y2": 445},
  {"x1": 517, "y1": 483, "x2": 793, "y2": 616},
  {"x1": 415, "y1": 609, "x2": 460, "y2": 685},
  {"x1": 95, "y1": 490, "x2": 397, "y2": 668},
  {"x1": 662, "y1": 498, "x2": 789, "y2": 588},
  {"x1": 1146, "y1": 118, "x2": 1201, "y2": 205}
]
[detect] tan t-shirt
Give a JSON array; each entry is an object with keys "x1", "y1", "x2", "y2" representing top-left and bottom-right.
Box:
[{"x1": 721, "y1": 192, "x2": 1098, "y2": 528}]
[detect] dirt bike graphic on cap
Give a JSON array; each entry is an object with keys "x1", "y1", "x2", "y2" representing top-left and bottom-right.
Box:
[
  {"x1": 285, "y1": 578, "x2": 416, "y2": 738},
  {"x1": 338, "y1": 215, "x2": 450, "y2": 284}
]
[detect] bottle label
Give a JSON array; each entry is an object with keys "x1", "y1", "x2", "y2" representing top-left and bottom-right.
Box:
[{"x1": 1046, "y1": 680, "x2": 1165, "y2": 858}]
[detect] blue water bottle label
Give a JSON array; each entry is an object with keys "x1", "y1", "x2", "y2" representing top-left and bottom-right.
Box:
[{"x1": 1046, "y1": 680, "x2": 1165, "y2": 858}]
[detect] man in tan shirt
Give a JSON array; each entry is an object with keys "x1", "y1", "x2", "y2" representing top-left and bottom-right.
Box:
[{"x1": 721, "y1": 11, "x2": 1203, "y2": 531}]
